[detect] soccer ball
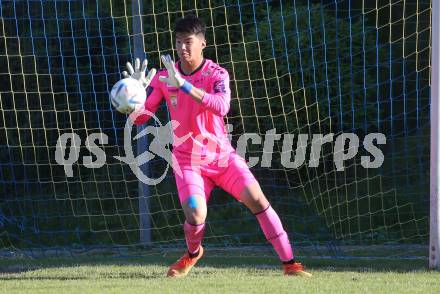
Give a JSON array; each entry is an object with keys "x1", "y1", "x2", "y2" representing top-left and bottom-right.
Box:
[{"x1": 110, "y1": 78, "x2": 146, "y2": 114}]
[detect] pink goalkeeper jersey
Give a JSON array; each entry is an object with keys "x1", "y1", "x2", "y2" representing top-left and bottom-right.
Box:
[{"x1": 131, "y1": 58, "x2": 234, "y2": 161}]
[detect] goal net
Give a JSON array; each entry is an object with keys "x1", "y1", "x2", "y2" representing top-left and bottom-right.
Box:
[{"x1": 0, "y1": 0, "x2": 431, "y2": 258}]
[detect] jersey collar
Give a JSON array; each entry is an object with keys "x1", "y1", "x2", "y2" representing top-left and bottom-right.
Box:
[{"x1": 177, "y1": 58, "x2": 206, "y2": 76}]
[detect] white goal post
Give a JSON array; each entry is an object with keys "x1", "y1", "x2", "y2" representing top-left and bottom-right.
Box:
[{"x1": 430, "y1": 0, "x2": 440, "y2": 270}]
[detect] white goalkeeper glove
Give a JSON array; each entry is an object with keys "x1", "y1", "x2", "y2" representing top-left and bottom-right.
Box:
[
  {"x1": 122, "y1": 58, "x2": 156, "y2": 89},
  {"x1": 158, "y1": 54, "x2": 185, "y2": 88}
]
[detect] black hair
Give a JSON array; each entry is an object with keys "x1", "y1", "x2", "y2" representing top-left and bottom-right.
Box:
[{"x1": 174, "y1": 15, "x2": 206, "y2": 37}]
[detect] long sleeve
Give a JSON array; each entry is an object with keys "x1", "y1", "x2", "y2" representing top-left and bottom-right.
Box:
[
  {"x1": 200, "y1": 70, "x2": 231, "y2": 116},
  {"x1": 129, "y1": 75, "x2": 163, "y2": 125}
]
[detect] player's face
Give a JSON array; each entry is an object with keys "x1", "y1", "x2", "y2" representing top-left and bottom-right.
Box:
[{"x1": 175, "y1": 33, "x2": 206, "y2": 64}]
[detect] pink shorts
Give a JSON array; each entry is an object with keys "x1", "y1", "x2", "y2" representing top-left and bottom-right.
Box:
[{"x1": 172, "y1": 151, "x2": 257, "y2": 204}]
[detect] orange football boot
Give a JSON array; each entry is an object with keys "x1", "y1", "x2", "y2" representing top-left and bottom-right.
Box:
[
  {"x1": 283, "y1": 262, "x2": 312, "y2": 277},
  {"x1": 167, "y1": 246, "x2": 204, "y2": 278}
]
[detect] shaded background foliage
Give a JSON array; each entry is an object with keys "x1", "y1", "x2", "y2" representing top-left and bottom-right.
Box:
[{"x1": 0, "y1": 0, "x2": 432, "y2": 254}]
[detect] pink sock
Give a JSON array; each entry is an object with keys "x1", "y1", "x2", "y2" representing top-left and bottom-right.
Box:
[
  {"x1": 184, "y1": 220, "x2": 205, "y2": 254},
  {"x1": 255, "y1": 205, "x2": 294, "y2": 262}
]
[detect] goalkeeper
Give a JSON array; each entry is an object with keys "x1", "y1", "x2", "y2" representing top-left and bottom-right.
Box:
[{"x1": 124, "y1": 15, "x2": 311, "y2": 278}]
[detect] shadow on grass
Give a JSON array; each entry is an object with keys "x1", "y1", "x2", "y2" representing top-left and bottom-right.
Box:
[{"x1": 0, "y1": 251, "x2": 430, "y2": 280}]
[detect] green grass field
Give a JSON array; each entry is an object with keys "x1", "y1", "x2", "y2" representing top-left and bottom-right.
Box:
[{"x1": 0, "y1": 253, "x2": 439, "y2": 294}]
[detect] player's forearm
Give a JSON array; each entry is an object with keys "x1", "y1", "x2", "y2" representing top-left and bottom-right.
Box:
[
  {"x1": 130, "y1": 85, "x2": 162, "y2": 125},
  {"x1": 179, "y1": 81, "x2": 230, "y2": 116},
  {"x1": 184, "y1": 84, "x2": 205, "y2": 104},
  {"x1": 199, "y1": 91, "x2": 230, "y2": 116}
]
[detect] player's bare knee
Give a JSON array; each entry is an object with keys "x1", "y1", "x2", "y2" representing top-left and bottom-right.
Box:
[
  {"x1": 253, "y1": 198, "x2": 269, "y2": 213},
  {"x1": 240, "y1": 188, "x2": 269, "y2": 213},
  {"x1": 186, "y1": 214, "x2": 205, "y2": 225},
  {"x1": 183, "y1": 195, "x2": 207, "y2": 224}
]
